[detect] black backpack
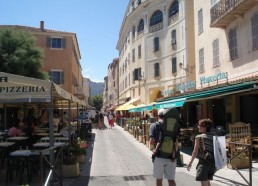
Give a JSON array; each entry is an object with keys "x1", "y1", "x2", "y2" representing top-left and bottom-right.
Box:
[{"x1": 157, "y1": 108, "x2": 181, "y2": 159}]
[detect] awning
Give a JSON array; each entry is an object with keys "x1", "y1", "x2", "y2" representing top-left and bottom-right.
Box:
[
  {"x1": 155, "y1": 98, "x2": 186, "y2": 109},
  {"x1": 160, "y1": 81, "x2": 257, "y2": 103},
  {"x1": 116, "y1": 104, "x2": 135, "y2": 111},
  {"x1": 155, "y1": 81, "x2": 257, "y2": 109},
  {"x1": 129, "y1": 102, "x2": 155, "y2": 112},
  {"x1": 124, "y1": 97, "x2": 140, "y2": 105}
]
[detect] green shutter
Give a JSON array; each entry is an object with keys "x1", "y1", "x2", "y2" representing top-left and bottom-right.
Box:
[{"x1": 61, "y1": 71, "x2": 64, "y2": 84}]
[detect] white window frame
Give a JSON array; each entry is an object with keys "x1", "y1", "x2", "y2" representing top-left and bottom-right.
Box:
[
  {"x1": 198, "y1": 9, "x2": 203, "y2": 34},
  {"x1": 199, "y1": 48, "x2": 204, "y2": 73},
  {"x1": 213, "y1": 39, "x2": 220, "y2": 67},
  {"x1": 229, "y1": 28, "x2": 238, "y2": 60}
]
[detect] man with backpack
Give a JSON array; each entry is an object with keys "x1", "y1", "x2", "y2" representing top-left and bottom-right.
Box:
[{"x1": 149, "y1": 108, "x2": 181, "y2": 186}]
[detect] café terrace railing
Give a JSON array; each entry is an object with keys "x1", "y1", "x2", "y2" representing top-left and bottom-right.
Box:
[
  {"x1": 40, "y1": 145, "x2": 64, "y2": 186},
  {"x1": 228, "y1": 141, "x2": 253, "y2": 186}
]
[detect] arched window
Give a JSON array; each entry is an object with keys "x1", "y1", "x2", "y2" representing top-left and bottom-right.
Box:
[
  {"x1": 150, "y1": 10, "x2": 163, "y2": 26},
  {"x1": 137, "y1": 19, "x2": 144, "y2": 33},
  {"x1": 169, "y1": 0, "x2": 179, "y2": 18}
]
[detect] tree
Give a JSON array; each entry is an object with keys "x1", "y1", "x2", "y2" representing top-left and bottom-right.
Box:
[
  {"x1": 0, "y1": 28, "x2": 47, "y2": 79},
  {"x1": 89, "y1": 95, "x2": 103, "y2": 111}
]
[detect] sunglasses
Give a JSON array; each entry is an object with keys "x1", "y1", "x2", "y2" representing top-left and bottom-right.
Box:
[{"x1": 198, "y1": 124, "x2": 205, "y2": 127}]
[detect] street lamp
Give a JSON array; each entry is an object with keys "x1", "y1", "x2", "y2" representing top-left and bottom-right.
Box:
[{"x1": 179, "y1": 62, "x2": 188, "y2": 72}]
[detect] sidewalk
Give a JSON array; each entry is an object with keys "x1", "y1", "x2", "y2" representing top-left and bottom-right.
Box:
[{"x1": 114, "y1": 122, "x2": 258, "y2": 186}]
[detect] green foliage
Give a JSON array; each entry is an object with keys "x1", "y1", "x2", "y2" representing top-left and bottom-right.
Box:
[
  {"x1": 0, "y1": 28, "x2": 47, "y2": 79},
  {"x1": 89, "y1": 94, "x2": 103, "y2": 111}
]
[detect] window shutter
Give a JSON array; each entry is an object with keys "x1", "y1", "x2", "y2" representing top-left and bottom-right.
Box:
[
  {"x1": 61, "y1": 71, "x2": 64, "y2": 84},
  {"x1": 62, "y1": 38, "x2": 66, "y2": 49},
  {"x1": 171, "y1": 30, "x2": 176, "y2": 44},
  {"x1": 172, "y1": 57, "x2": 177, "y2": 73},
  {"x1": 154, "y1": 63, "x2": 160, "y2": 77},
  {"x1": 47, "y1": 37, "x2": 51, "y2": 48},
  {"x1": 138, "y1": 68, "x2": 141, "y2": 79},
  {"x1": 134, "y1": 69, "x2": 138, "y2": 80},
  {"x1": 48, "y1": 71, "x2": 52, "y2": 81}
]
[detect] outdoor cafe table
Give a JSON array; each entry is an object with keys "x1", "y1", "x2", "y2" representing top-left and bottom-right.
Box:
[
  {"x1": 6, "y1": 136, "x2": 28, "y2": 142},
  {"x1": 6, "y1": 149, "x2": 52, "y2": 185},
  {"x1": 0, "y1": 142, "x2": 16, "y2": 169},
  {"x1": 37, "y1": 132, "x2": 62, "y2": 137},
  {"x1": 40, "y1": 136, "x2": 69, "y2": 142},
  {"x1": 33, "y1": 142, "x2": 66, "y2": 148}
]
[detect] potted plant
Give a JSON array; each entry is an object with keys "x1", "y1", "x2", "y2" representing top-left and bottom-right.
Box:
[
  {"x1": 62, "y1": 146, "x2": 80, "y2": 177},
  {"x1": 71, "y1": 138, "x2": 87, "y2": 163}
]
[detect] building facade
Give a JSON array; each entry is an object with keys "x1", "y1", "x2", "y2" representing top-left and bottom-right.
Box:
[
  {"x1": 116, "y1": 0, "x2": 195, "y2": 107},
  {"x1": 0, "y1": 21, "x2": 85, "y2": 101}
]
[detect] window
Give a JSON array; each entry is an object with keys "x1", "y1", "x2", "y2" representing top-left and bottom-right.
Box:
[
  {"x1": 169, "y1": 0, "x2": 179, "y2": 18},
  {"x1": 48, "y1": 37, "x2": 66, "y2": 49},
  {"x1": 154, "y1": 63, "x2": 160, "y2": 77},
  {"x1": 172, "y1": 57, "x2": 177, "y2": 73},
  {"x1": 199, "y1": 48, "x2": 204, "y2": 73},
  {"x1": 133, "y1": 68, "x2": 141, "y2": 80},
  {"x1": 198, "y1": 9, "x2": 203, "y2": 34},
  {"x1": 251, "y1": 13, "x2": 258, "y2": 50},
  {"x1": 171, "y1": 29, "x2": 176, "y2": 45},
  {"x1": 212, "y1": 39, "x2": 220, "y2": 67},
  {"x1": 154, "y1": 37, "x2": 160, "y2": 52},
  {"x1": 138, "y1": 19, "x2": 144, "y2": 33},
  {"x1": 132, "y1": 26, "x2": 136, "y2": 38},
  {"x1": 49, "y1": 70, "x2": 64, "y2": 85},
  {"x1": 132, "y1": 1, "x2": 135, "y2": 11},
  {"x1": 150, "y1": 10, "x2": 163, "y2": 26},
  {"x1": 228, "y1": 28, "x2": 238, "y2": 60},
  {"x1": 137, "y1": 0, "x2": 141, "y2": 5},
  {"x1": 138, "y1": 45, "x2": 141, "y2": 59},
  {"x1": 132, "y1": 49, "x2": 135, "y2": 62}
]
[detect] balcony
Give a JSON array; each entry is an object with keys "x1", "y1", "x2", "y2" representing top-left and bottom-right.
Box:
[
  {"x1": 149, "y1": 22, "x2": 163, "y2": 33},
  {"x1": 74, "y1": 87, "x2": 85, "y2": 99},
  {"x1": 210, "y1": 0, "x2": 257, "y2": 28}
]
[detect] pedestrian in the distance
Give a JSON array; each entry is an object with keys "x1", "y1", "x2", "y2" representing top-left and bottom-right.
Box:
[
  {"x1": 187, "y1": 118, "x2": 217, "y2": 186},
  {"x1": 108, "y1": 113, "x2": 114, "y2": 129},
  {"x1": 99, "y1": 112, "x2": 104, "y2": 129}
]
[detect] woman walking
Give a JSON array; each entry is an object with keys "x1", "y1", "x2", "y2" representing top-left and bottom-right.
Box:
[
  {"x1": 187, "y1": 119, "x2": 217, "y2": 186},
  {"x1": 108, "y1": 113, "x2": 114, "y2": 129}
]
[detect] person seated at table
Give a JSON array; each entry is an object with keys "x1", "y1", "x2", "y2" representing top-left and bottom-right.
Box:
[
  {"x1": 24, "y1": 120, "x2": 40, "y2": 146},
  {"x1": 53, "y1": 113, "x2": 60, "y2": 132},
  {"x1": 8, "y1": 120, "x2": 21, "y2": 137}
]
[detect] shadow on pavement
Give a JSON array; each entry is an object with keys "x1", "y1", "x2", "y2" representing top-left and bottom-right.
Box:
[{"x1": 63, "y1": 129, "x2": 96, "y2": 186}]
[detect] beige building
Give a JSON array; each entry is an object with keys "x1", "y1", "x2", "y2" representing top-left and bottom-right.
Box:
[
  {"x1": 116, "y1": 0, "x2": 195, "y2": 107},
  {"x1": 181, "y1": 0, "x2": 258, "y2": 132},
  {"x1": 83, "y1": 77, "x2": 90, "y2": 106}
]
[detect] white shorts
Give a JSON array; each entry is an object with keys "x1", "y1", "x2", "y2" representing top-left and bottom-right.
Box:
[{"x1": 153, "y1": 157, "x2": 176, "y2": 180}]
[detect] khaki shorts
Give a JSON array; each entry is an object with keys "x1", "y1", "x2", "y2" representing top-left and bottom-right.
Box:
[{"x1": 153, "y1": 157, "x2": 176, "y2": 180}]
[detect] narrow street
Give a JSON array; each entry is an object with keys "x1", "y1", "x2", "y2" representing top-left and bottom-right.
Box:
[{"x1": 63, "y1": 117, "x2": 221, "y2": 186}]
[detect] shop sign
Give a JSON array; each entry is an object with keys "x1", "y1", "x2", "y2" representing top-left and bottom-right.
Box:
[
  {"x1": 200, "y1": 72, "x2": 228, "y2": 86},
  {"x1": 0, "y1": 76, "x2": 46, "y2": 94},
  {"x1": 176, "y1": 80, "x2": 196, "y2": 92},
  {"x1": 161, "y1": 89, "x2": 173, "y2": 97}
]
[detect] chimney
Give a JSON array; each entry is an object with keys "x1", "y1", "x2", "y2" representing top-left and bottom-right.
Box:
[{"x1": 40, "y1": 21, "x2": 44, "y2": 31}]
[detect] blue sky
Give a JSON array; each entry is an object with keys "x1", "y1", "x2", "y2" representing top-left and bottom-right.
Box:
[{"x1": 0, "y1": 0, "x2": 128, "y2": 82}]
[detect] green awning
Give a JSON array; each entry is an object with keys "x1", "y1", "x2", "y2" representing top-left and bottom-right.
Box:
[
  {"x1": 155, "y1": 98, "x2": 186, "y2": 109},
  {"x1": 129, "y1": 103, "x2": 154, "y2": 112},
  {"x1": 160, "y1": 81, "x2": 256, "y2": 103}
]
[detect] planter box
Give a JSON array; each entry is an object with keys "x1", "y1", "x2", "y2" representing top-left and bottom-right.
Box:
[
  {"x1": 62, "y1": 162, "x2": 80, "y2": 177},
  {"x1": 124, "y1": 126, "x2": 128, "y2": 131},
  {"x1": 138, "y1": 135, "x2": 143, "y2": 143},
  {"x1": 227, "y1": 158, "x2": 250, "y2": 169},
  {"x1": 77, "y1": 154, "x2": 85, "y2": 163}
]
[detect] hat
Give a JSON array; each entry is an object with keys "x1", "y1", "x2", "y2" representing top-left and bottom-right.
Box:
[{"x1": 158, "y1": 108, "x2": 167, "y2": 116}]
